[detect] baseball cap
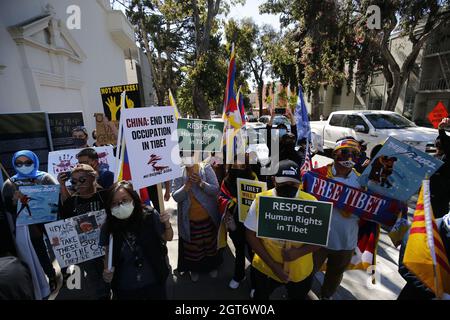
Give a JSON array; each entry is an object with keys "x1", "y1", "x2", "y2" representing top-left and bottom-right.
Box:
[
  {"x1": 334, "y1": 137, "x2": 361, "y2": 152},
  {"x1": 274, "y1": 160, "x2": 301, "y2": 183}
]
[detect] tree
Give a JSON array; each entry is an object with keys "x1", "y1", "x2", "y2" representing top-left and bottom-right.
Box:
[
  {"x1": 187, "y1": 0, "x2": 245, "y2": 119},
  {"x1": 225, "y1": 18, "x2": 276, "y2": 117},
  {"x1": 261, "y1": 0, "x2": 358, "y2": 120},
  {"x1": 126, "y1": 0, "x2": 188, "y2": 105},
  {"x1": 354, "y1": 1, "x2": 450, "y2": 111}
]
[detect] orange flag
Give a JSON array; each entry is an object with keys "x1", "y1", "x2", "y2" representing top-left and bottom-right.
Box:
[{"x1": 403, "y1": 180, "x2": 450, "y2": 298}]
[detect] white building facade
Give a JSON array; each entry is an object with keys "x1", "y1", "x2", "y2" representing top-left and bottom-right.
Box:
[{"x1": 0, "y1": 0, "x2": 151, "y2": 142}]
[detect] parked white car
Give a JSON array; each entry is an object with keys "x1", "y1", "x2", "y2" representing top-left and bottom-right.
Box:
[{"x1": 310, "y1": 110, "x2": 438, "y2": 156}]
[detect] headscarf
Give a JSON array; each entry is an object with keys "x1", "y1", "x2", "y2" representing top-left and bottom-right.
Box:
[{"x1": 11, "y1": 150, "x2": 46, "y2": 180}]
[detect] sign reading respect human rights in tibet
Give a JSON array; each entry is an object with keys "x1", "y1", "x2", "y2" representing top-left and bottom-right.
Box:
[
  {"x1": 257, "y1": 196, "x2": 333, "y2": 246},
  {"x1": 121, "y1": 107, "x2": 182, "y2": 190},
  {"x1": 177, "y1": 118, "x2": 224, "y2": 152}
]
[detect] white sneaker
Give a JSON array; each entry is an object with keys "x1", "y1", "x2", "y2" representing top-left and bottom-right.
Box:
[
  {"x1": 229, "y1": 279, "x2": 240, "y2": 289},
  {"x1": 190, "y1": 272, "x2": 199, "y2": 282},
  {"x1": 250, "y1": 289, "x2": 255, "y2": 299},
  {"x1": 209, "y1": 269, "x2": 218, "y2": 278}
]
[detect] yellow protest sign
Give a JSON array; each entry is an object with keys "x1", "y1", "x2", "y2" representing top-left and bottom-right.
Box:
[{"x1": 237, "y1": 178, "x2": 267, "y2": 223}]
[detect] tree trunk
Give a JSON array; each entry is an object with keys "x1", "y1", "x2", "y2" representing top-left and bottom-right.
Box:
[
  {"x1": 192, "y1": 85, "x2": 210, "y2": 119},
  {"x1": 384, "y1": 74, "x2": 406, "y2": 111},
  {"x1": 311, "y1": 88, "x2": 320, "y2": 120},
  {"x1": 257, "y1": 83, "x2": 263, "y2": 117}
]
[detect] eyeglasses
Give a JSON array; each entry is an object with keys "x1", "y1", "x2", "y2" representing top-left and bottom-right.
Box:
[
  {"x1": 70, "y1": 176, "x2": 88, "y2": 185},
  {"x1": 15, "y1": 161, "x2": 33, "y2": 167}
]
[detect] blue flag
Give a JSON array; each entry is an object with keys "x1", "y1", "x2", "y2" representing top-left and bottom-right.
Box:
[{"x1": 295, "y1": 85, "x2": 311, "y2": 143}]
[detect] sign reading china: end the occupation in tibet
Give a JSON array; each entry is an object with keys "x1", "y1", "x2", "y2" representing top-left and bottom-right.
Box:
[
  {"x1": 121, "y1": 107, "x2": 182, "y2": 190},
  {"x1": 238, "y1": 178, "x2": 267, "y2": 222},
  {"x1": 257, "y1": 196, "x2": 333, "y2": 246}
]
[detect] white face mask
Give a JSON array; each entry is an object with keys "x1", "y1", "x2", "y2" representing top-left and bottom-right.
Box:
[
  {"x1": 111, "y1": 201, "x2": 134, "y2": 220},
  {"x1": 16, "y1": 165, "x2": 34, "y2": 175},
  {"x1": 338, "y1": 160, "x2": 355, "y2": 168}
]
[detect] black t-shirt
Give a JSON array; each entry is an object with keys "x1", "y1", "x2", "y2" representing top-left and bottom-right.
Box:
[
  {"x1": 0, "y1": 256, "x2": 34, "y2": 300},
  {"x1": 59, "y1": 189, "x2": 108, "y2": 219}
]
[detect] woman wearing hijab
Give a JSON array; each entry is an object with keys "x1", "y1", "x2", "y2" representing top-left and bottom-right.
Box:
[
  {"x1": 1, "y1": 150, "x2": 57, "y2": 299},
  {"x1": 218, "y1": 155, "x2": 258, "y2": 295},
  {"x1": 172, "y1": 158, "x2": 221, "y2": 282},
  {"x1": 101, "y1": 181, "x2": 173, "y2": 300}
]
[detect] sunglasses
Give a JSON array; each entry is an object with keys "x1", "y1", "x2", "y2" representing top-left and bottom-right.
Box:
[
  {"x1": 15, "y1": 161, "x2": 33, "y2": 167},
  {"x1": 337, "y1": 149, "x2": 360, "y2": 158},
  {"x1": 70, "y1": 176, "x2": 89, "y2": 185}
]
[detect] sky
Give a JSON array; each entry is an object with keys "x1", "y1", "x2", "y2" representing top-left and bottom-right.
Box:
[{"x1": 226, "y1": 0, "x2": 281, "y2": 31}]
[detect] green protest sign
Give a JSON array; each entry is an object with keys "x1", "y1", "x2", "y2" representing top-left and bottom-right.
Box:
[
  {"x1": 257, "y1": 196, "x2": 333, "y2": 246},
  {"x1": 177, "y1": 118, "x2": 224, "y2": 152}
]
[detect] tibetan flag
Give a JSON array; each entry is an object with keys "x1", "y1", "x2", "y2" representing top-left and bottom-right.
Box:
[
  {"x1": 222, "y1": 44, "x2": 245, "y2": 161},
  {"x1": 168, "y1": 89, "x2": 180, "y2": 120},
  {"x1": 222, "y1": 43, "x2": 240, "y2": 130},
  {"x1": 403, "y1": 180, "x2": 450, "y2": 298},
  {"x1": 238, "y1": 89, "x2": 246, "y2": 125}
]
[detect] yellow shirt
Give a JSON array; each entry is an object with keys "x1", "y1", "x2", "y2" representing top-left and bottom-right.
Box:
[{"x1": 251, "y1": 188, "x2": 317, "y2": 283}]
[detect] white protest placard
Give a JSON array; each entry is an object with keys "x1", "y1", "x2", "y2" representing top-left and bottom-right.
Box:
[
  {"x1": 47, "y1": 146, "x2": 116, "y2": 182},
  {"x1": 121, "y1": 106, "x2": 182, "y2": 190},
  {"x1": 45, "y1": 210, "x2": 106, "y2": 268}
]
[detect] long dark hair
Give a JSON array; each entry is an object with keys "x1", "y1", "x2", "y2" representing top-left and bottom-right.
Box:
[
  {"x1": 223, "y1": 163, "x2": 255, "y2": 197},
  {"x1": 104, "y1": 181, "x2": 144, "y2": 234}
]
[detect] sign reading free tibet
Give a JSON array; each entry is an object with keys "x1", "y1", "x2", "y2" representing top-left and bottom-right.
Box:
[{"x1": 257, "y1": 196, "x2": 333, "y2": 246}]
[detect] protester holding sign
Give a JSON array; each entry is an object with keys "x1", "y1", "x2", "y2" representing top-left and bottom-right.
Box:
[
  {"x1": 430, "y1": 118, "x2": 450, "y2": 218},
  {"x1": 172, "y1": 160, "x2": 221, "y2": 282},
  {"x1": 100, "y1": 181, "x2": 172, "y2": 300},
  {"x1": 244, "y1": 160, "x2": 319, "y2": 300},
  {"x1": 311, "y1": 137, "x2": 363, "y2": 299},
  {"x1": 218, "y1": 155, "x2": 258, "y2": 292},
  {"x1": 58, "y1": 164, "x2": 109, "y2": 299},
  {"x1": 76, "y1": 148, "x2": 114, "y2": 190},
  {"x1": 1, "y1": 150, "x2": 57, "y2": 299}
]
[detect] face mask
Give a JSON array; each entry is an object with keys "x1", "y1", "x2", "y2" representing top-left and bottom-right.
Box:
[
  {"x1": 338, "y1": 160, "x2": 356, "y2": 168},
  {"x1": 111, "y1": 201, "x2": 134, "y2": 220},
  {"x1": 276, "y1": 185, "x2": 298, "y2": 198},
  {"x1": 16, "y1": 165, "x2": 34, "y2": 175},
  {"x1": 73, "y1": 138, "x2": 86, "y2": 147}
]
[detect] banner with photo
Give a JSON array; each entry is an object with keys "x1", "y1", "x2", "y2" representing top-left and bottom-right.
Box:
[
  {"x1": 237, "y1": 178, "x2": 267, "y2": 222},
  {"x1": 358, "y1": 137, "x2": 443, "y2": 202},
  {"x1": 121, "y1": 107, "x2": 182, "y2": 190},
  {"x1": 16, "y1": 185, "x2": 60, "y2": 226},
  {"x1": 47, "y1": 145, "x2": 115, "y2": 181},
  {"x1": 45, "y1": 210, "x2": 106, "y2": 268}
]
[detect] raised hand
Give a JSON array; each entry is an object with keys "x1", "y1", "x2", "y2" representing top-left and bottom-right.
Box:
[
  {"x1": 125, "y1": 95, "x2": 135, "y2": 109},
  {"x1": 105, "y1": 96, "x2": 121, "y2": 121}
]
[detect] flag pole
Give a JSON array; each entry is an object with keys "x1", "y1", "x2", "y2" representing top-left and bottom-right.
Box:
[{"x1": 423, "y1": 178, "x2": 442, "y2": 299}]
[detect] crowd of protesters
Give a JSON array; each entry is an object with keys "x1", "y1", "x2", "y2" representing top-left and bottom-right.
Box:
[{"x1": 1, "y1": 114, "x2": 450, "y2": 301}]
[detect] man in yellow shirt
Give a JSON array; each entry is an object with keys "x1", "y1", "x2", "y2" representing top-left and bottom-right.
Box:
[{"x1": 244, "y1": 160, "x2": 320, "y2": 300}]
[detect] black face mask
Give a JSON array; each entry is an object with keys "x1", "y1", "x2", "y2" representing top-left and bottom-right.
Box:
[
  {"x1": 73, "y1": 138, "x2": 86, "y2": 147},
  {"x1": 229, "y1": 168, "x2": 246, "y2": 177},
  {"x1": 276, "y1": 185, "x2": 298, "y2": 198}
]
